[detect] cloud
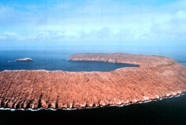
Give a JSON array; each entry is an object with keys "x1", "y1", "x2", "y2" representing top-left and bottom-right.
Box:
[
  {"x1": 0, "y1": 32, "x2": 21, "y2": 40},
  {"x1": 0, "y1": 0, "x2": 186, "y2": 48}
]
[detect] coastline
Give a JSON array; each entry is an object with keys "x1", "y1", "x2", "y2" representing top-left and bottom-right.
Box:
[
  {"x1": 0, "y1": 92, "x2": 185, "y2": 111},
  {"x1": 0, "y1": 53, "x2": 186, "y2": 110}
]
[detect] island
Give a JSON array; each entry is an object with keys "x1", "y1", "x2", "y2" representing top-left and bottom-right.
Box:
[
  {"x1": 15, "y1": 57, "x2": 33, "y2": 62},
  {"x1": 0, "y1": 53, "x2": 186, "y2": 110}
]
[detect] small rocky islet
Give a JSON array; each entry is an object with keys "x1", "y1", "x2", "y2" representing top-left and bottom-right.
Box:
[{"x1": 15, "y1": 57, "x2": 33, "y2": 62}]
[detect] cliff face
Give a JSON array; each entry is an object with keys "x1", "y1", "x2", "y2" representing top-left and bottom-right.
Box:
[{"x1": 0, "y1": 53, "x2": 186, "y2": 110}]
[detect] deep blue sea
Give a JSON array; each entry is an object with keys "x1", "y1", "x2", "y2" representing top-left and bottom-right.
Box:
[
  {"x1": 0, "y1": 49, "x2": 186, "y2": 125},
  {"x1": 0, "y1": 50, "x2": 139, "y2": 72}
]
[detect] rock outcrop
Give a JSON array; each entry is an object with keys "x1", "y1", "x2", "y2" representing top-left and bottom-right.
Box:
[
  {"x1": 15, "y1": 57, "x2": 33, "y2": 62},
  {"x1": 0, "y1": 53, "x2": 186, "y2": 110}
]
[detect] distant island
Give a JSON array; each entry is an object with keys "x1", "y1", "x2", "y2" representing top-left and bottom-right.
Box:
[
  {"x1": 15, "y1": 57, "x2": 33, "y2": 62},
  {"x1": 0, "y1": 53, "x2": 186, "y2": 110}
]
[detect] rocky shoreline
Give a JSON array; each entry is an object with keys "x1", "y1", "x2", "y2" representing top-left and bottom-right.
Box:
[
  {"x1": 0, "y1": 53, "x2": 186, "y2": 110},
  {"x1": 0, "y1": 90, "x2": 185, "y2": 111},
  {"x1": 0, "y1": 92, "x2": 185, "y2": 111}
]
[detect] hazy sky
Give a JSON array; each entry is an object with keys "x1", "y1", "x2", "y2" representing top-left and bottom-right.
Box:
[{"x1": 0, "y1": 0, "x2": 186, "y2": 50}]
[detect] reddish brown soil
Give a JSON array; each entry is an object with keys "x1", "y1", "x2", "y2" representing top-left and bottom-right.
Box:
[{"x1": 0, "y1": 53, "x2": 186, "y2": 110}]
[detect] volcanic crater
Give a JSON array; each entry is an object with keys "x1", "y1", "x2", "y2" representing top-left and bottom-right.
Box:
[{"x1": 0, "y1": 53, "x2": 186, "y2": 110}]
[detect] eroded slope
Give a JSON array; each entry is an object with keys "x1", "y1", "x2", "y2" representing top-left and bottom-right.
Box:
[{"x1": 0, "y1": 53, "x2": 186, "y2": 110}]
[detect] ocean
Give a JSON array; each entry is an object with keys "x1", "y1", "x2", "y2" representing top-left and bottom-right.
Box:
[
  {"x1": 0, "y1": 49, "x2": 186, "y2": 125},
  {"x1": 0, "y1": 50, "x2": 139, "y2": 72}
]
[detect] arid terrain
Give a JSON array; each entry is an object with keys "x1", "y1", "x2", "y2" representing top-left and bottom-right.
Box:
[{"x1": 0, "y1": 53, "x2": 186, "y2": 110}]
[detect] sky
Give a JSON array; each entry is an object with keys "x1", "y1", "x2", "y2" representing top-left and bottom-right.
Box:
[{"x1": 0, "y1": 0, "x2": 186, "y2": 50}]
